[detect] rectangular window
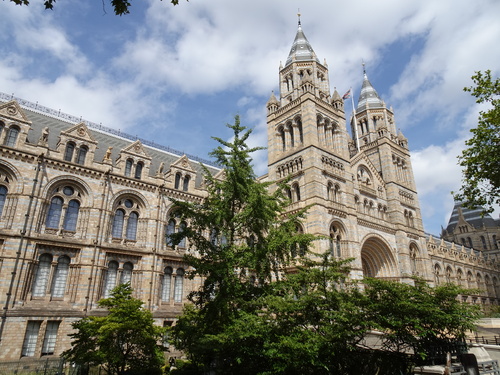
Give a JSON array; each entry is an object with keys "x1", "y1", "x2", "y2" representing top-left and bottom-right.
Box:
[
  {"x1": 22, "y1": 321, "x2": 41, "y2": 357},
  {"x1": 41, "y1": 321, "x2": 60, "y2": 356}
]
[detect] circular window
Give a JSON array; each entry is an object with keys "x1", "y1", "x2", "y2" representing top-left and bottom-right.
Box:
[
  {"x1": 63, "y1": 186, "x2": 74, "y2": 196},
  {"x1": 124, "y1": 199, "x2": 133, "y2": 208}
]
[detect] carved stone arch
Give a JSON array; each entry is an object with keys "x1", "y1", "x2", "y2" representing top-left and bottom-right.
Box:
[
  {"x1": 408, "y1": 241, "x2": 421, "y2": 275},
  {"x1": 42, "y1": 175, "x2": 93, "y2": 206},
  {"x1": 360, "y1": 235, "x2": 398, "y2": 279},
  {"x1": 434, "y1": 262, "x2": 442, "y2": 285},
  {"x1": 484, "y1": 274, "x2": 495, "y2": 297},
  {"x1": 456, "y1": 267, "x2": 465, "y2": 286},
  {"x1": 110, "y1": 189, "x2": 148, "y2": 211},
  {"x1": 0, "y1": 159, "x2": 23, "y2": 194},
  {"x1": 445, "y1": 264, "x2": 454, "y2": 283},
  {"x1": 329, "y1": 220, "x2": 346, "y2": 258}
]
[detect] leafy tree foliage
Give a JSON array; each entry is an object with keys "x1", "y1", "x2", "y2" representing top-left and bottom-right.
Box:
[
  {"x1": 169, "y1": 115, "x2": 315, "y2": 372},
  {"x1": 169, "y1": 116, "x2": 479, "y2": 374},
  {"x1": 9, "y1": 0, "x2": 184, "y2": 15},
  {"x1": 63, "y1": 284, "x2": 165, "y2": 375},
  {"x1": 455, "y1": 70, "x2": 500, "y2": 212},
  {"x1": 361, "y1": 278, "x2": 480, "y2": 366}
]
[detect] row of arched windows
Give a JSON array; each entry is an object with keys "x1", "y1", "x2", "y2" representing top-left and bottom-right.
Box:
[
  {"x1": 354, "y1": 195, "x2": 388, "y2": 219},
  {"x1": 31, "y1": 253, "x2": 187, "y2": 303},
  {"x1": 277, "y1": 117, "x2": 303, "y2": 152},
  {"x1": 434, "y1": 263, "x2": 499, "y2": 298}
]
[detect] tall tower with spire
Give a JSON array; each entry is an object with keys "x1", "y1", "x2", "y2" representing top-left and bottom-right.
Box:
[{"x1": 266, "y1": 20, "x2": 430, "y2": 283}]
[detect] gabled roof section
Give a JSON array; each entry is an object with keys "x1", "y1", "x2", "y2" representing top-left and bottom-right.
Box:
[
  {"x1": 0, "y1": 100, "x2": 31, "y2": 123},
  {"x1": 61, "y1": 122, "x2": 97, "y2": 143},
  {"x1": 445, "y1": 201, "x2": 499, "y2": 233},
  {"x1": 122, "y1": 140, "x2": 151, "y2": 159},
  {"x1": 171, "y1": 155, "x2": 195, "y2": 173},
  {"x1": 356, "y1": 71, "x2": 385, "y2": 112},
  {"x1": 285, "y1": 21, "x2": 320, "y2": 67}
]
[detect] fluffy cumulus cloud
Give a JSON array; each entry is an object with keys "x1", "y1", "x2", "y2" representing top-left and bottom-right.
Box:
[{"x1": 0, "y1": 0, "x2": 499, "y2": 233}]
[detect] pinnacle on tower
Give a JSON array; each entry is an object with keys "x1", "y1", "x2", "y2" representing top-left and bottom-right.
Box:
[
  {"x1": 285, "y1": 19, "x2": 320, "y2": 67},
  {"x1": 356, "y1": 70, "x2": 385, "y2": 112}
]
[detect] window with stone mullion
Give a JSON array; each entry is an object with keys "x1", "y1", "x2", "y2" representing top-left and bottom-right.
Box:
[
  {"x1": 41, "y1": 321, "x2": 60, "y2": 355},
  {"x1": 22, "y1": 321, "x2": 41, "y2": 357}
]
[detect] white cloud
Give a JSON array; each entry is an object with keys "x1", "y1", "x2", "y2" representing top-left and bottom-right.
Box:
[{"x1": 1, "y1": 0, "x2": 499, "y2": 235}]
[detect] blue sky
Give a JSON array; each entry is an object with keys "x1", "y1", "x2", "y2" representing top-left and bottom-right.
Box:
[{"x1": 1, "y1": 0, "x2": 499, "y2": 236}]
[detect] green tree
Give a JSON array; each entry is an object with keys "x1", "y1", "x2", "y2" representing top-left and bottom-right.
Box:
[
  {"x1": 9, "y1": 0, "x2": 185, "y2": 15},
  {"x1": 170, "y1": 115, "x2": 315, "y2": 372},
  {"x1": 455, "y1": 70, "x2": 500, "y2": 213},
  {"x1": 361, "y1": 278, "x2": 480, "y2": 367},
  {"x1": 63, "y1": 284, "x2": 165, "y2": 375}
]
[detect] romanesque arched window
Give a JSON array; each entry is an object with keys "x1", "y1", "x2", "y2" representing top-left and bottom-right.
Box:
[
  {"x1": 51, "y1": 255, "x2": 70, "y2": 298},
  {"x1": 165, "y1": 212, "x2": 186, "y2": 249},
  {"x1": 45, "y1": 185, "x2": 82, "y2": 232},
  {"x1": 481, "y1": 236, "x2": 487, "y2": 249},
  {"x1": 278, "y1": 126, "x2": 285, "y2": 151},
  {"x1": 125, "y1": 159, "x2": 133, "y2": 177},
  {"x1": 174, "y1": 268, "x2": 185, "y2": 303},
  {"x1": 329, "y1": 223, "x2": 343, "y2": 258},
  {"x1": 457, "y1": 268, "x2": 464, "y2": 287},
  {"x1": 120, "y1": 262, "x2": 133, "y2": 285},
  {"x1": 4, "y1": 126, "x2": 20, "y2": 147},
  {"x1": 292, "y1": 183, "x2": 301, "y2": 202},
  {"x1": 32, "y1": 254, "x2": 53, "y2": 297},
  {"x1": 175, "y1": 173, "x2": 182, "y2": 189},
  {"x1": 111, "y1": 198, "x2": 140, "y2": 240},
  {"x1": 291, "y1": 224, "x2": 306, "y2": 257},
  {"x1": 0, "y1": 185, "x2": 6, "y2": 218},
  {"x1": 434, "y1": 264, "x2": 441, "y2": 285},
  {"x1": 64, "y1": 142, "x2": 75, "y2": 162},
  {"x1": 445, "y1": 266, "x2": 453, "y2": 283},
  {"x1": 409, "y1": 244, "x2": 420, "y2": 275},
  {"x1": 161, "y1": 266, "x2": 173, "y2": 302},
  {"x1": 76, "y1": 146, "x2": 88, "y2": 165},
  {"x1": 103, "y1": 261, "x2": 119, "y2": 298},
  {"x1": 183, "y1": 175, "x2": 190, "y2": 191},
  {"x1": 134, "y1": 162, "x2": 143, "y2": 179}
]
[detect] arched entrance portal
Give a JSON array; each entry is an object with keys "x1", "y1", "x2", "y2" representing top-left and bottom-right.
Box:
[{"x1": 361, "y1": 236, "x2": 398, "y2": 279}]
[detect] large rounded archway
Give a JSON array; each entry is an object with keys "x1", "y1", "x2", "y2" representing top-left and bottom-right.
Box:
[{"x1": 360, "y1": 236, "x2": 398, "y2": 279}]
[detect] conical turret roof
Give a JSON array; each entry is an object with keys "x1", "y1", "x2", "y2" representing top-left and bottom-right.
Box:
[
  {"x1": 285, "y1": 21, "x2": 320, "y2": 67},
  {"x1": 356, "y1": 71, "x2": 385, "y2": 111}
]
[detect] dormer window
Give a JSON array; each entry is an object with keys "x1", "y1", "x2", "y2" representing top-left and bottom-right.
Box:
[
  {"x1": 135, "y1": 162, "x2": 143, "y2": 179},
  {"x1": 183, "y1": 175, "x2": 190, "y2": 191},
  {"x1": 76, "y1": 146, "x2": 88, "y2": 165},
  {"x1": 125, "y1": 159, "x2": 133, "y2": 177},
  {"x1": 64, "y1": 142, "x2": 75, "y2": 162},
  {"x1": 4, "y1": 126, "x2": 20, "y2": 147},
  {"x1": 175, "y1": 173, "x2": 181, "y2": 189}
]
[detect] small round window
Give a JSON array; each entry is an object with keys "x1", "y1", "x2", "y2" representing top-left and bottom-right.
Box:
[
  {"x1": 63, "y1": 186, "x2": 74, "y2": 196},
  {"x1": 124, "y1": 199, "x2": 133, "y2": 208}
]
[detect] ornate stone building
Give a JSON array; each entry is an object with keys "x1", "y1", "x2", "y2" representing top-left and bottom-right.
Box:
[{"x1": 0, "y1": 20, "x2": 499, "y2": 361}]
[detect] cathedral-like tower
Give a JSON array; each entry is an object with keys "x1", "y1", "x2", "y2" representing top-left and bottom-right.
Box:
[{"x1": 267, "y1": 20, "x2": 430, "y2": 283}]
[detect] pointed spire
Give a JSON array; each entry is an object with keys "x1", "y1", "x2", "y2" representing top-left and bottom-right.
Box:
[
  {"x1": 285, "y1": 18, "x2": 320, "y2": 67},
  {"x1": 356, "y1": 67, "x2": 385, "y2": 111}
]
